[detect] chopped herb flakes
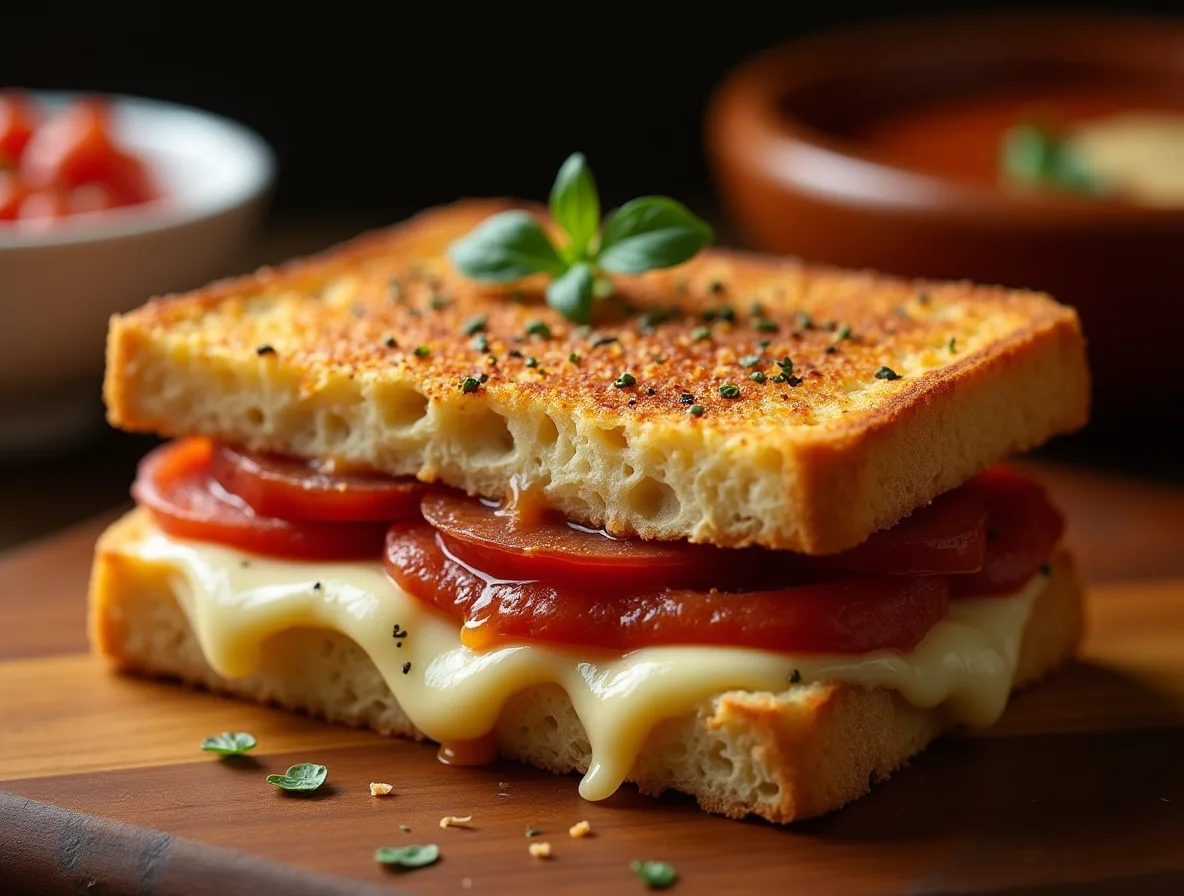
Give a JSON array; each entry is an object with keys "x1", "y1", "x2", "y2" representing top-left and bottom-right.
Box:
[
  {"x1": 525, "y1": 827, "x2": 542, "y2": 837},
  {"x1": 875, "y1": 366, "x2": 901, "y2": 381},
  {"x1": 708, "y1": 280, "x2": 726, "y2": 294},
  {"x1": 471, "y1": 333, "x2": 490, "y2": 352},
  {"x1": 719, "y1": 383, "x2": 741, "y2": 399},
  {"x1": 678, "y1": 392, "x2": 695, "y2": 405},
  {"x1": 402, "y1": 661, "x2": 412, "y2": 674},
  {"x1": 753, "y1": 318, "x2": 779, "y2": 333},
  {"x1": 837, "y1": 325, "x2": 853, "y2": 340},
  {"x1": 525, "y1": 356, "x2": 539, "y2": 368},
  {"x1": 687, "y1": 404, "x2": 705, "y2": 417},
  {"x1": 789, "y1": 669, "x2": 802, "y2": 684},
  {"x1": 255, "y1": 345, "x2": 276, "y2": 357},
  {"x1": 374, "y1": 844, "x2": 439, "y2": 869},
  {"x1": 525, "y1": 320, "x2": 552, "y2": 339},
  {"x1": 568, "y1": 352, "x2": 582, "y2": 364},
  {"x1": 739, "y1": 353, "x2": 762, "y2": 368},
  {"x1": 631, "y1": 860, "x2": 678, "y2": 889},
  {"x1": 413, "y1": 345, "x2": 430, "y2": 358},
  {"x1": 429, "y1": 294, "x2": 450, "y2": 311},
  {"x1": 462, "y1": 315, "x2": 487, "y2": 336},
  {"x1": 749, "y1": 300, "x2": 766, "y2": 316},
  {"x1": 614, "y1": 372, "x2": 637, "y2": 388},
  {"x1": 749, "y1": 371, "x2": 766, "y2": 384},
  {"x1": 796, "y1": 312, "x2": 814, "y2": 329},
  {"x1": 591, "y1": 334, "x2": 619, "y2": 348},
  {"x1": 383, "y1": 336, "x2": 398, "y2": 348},
  {"x1": 703, "y1": 306, "x2": 735, "y2": 322},
  {"x1": 460, "y1": 376, "x2": 481, "y2": 394},
  {"x1": 948, "y1": 337, "x2": 957, "y2": 353},
  {"x1": 691, "y1": 326, "x2": 711, "y2": 341}
]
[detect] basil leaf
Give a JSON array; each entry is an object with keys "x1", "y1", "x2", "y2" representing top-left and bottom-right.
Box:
[
  {"x1": 630, "y1": 860, "x2": 678, "y2": 889},
  {"x1": 1000, "y1": 123, "x2": 1103, "y2": 195},
  {"x1": 597, "y1": 197, "x2": 713, "y2": 274},
  {"x1": 375, "y1": 843, "x2": 440, "y2": 869},
  {"x1": 448, "y1": 210, "x2": 566, "y2": 282},
  {"x1": 546, "y1": 261, "x2": 595, "y2": 324},
  {"x1": 549, "y1": 152, "x2": 600, "y2": 260},
  {"x1": 201, "y1": 732, "x2": 256, "y2": 756},
  {"x1": 266, "y1": 762, "x2": 327, "y2": 792}
]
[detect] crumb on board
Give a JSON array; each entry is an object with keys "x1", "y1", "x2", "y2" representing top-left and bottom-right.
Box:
[
  {"x1": 369, "y1": 782, "x2": 393, "y2": 796},
  {"x1": 440, "y1": 814, "x2": 473, "y2": 829},
  {"x1": 529, "y1": 841, "x2": 553, "y2": 859},
  {"x1": 569, "y1": 820, "x2": 592, "y2": 838}
]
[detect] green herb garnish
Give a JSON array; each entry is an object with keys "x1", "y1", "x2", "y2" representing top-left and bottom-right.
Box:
[
  {"x1": 448, "y1": 153, "x2": 713, "y2": 324},
  {"x1": 471, "y1": 333, "x2": 490, "y2": 352},
  {"x1": 568, "y1": 352, "x2": 582, "y2": 364},
  {"x1": 462, "y1": 315, "x2": 487, "y2": 336},
  {"x1": 719, "y1": 383, "x2": 741, "y2": 399},
  {"x1": 460, "y1": 376, "x2": 481, "y2": 394},
  {"x1": 1000, "y1": 122, "x2": 1104, "y2": 196},
  {"x1": 874, "y1": 366, "x2": 901, "y2": 381},
  {"x1": 789, "y1": 669, "x2": 802, "y2": 684},
  {"x1": 687, "y1": 404, "x2": 705, "y2": 417},
  {"x1": 739, "y1": 353, "x2": 761, "y2": 368},
  {"x1": 525, "y1": 827, "x2": 542, "y2": 837},
  {"x1": 200, "y1": 732, "x2": 256, "y2": 756},
  {"x1": 525, "y1": 356, "x2": 539, "y2": 368},
  {"x1": 691, "y1": 326, "x2": 711, "y2": 341},
  {"x1": 837, "y1": 325, "x2": 853, "y2": 341},
  {"x1": 630, "y1": 860, "x2": 678, "y2": 889},
  {"x1": 753, "y1": 319, "x2": 779, "y2": 333},
  {"x1": 266, "y1": 763, "x2": 327, "y2": 792},
  {"x1": 525, "y1": 319, "x2": 553, "y2": 339},
  {"x1": 614, "y1": 372, "x2": 637, "y2": 389},
  {"x1": 374, "y1": 844, "x2": 440, "y2": 869},
  {"x1": 413, "y1": 345, "x2": 430, "y2": 358},
  {"x1": 948, "y1": 337, "x2": 957, "y2": 354},
  {"x1": 749, "y1": 371, "x2": 766, "y2": 384}
]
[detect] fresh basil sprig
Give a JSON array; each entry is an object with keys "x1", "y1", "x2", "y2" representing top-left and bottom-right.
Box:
[
  {"x1": 375, "y1": 844, "x2": 440, "y2": 869},
  {"x1": 1000, "y1": 123, "x2": 1104, "y2": 196},
  {"x1": 448, "y1": 153, "x2": 713, "y2": 324},
  {"x1": 200, "y1": 732, "x2": 257, "y2": 756},
  {"x1": 266, "y1": 762, "x2": 327, "y2": 792}
]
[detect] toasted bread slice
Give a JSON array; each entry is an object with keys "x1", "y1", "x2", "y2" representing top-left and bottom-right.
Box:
[
  {"x1": 90, "y1": 507, "x2": 1083, "y2": 823},
  {"x1": 104, "y1": 200, "x2": 1088, "y2": 554}
]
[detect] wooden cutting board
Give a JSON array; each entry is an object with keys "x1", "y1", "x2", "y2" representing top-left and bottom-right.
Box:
[{"x1": 1, "y1": 514, "x2": 1182, "y2": 895}]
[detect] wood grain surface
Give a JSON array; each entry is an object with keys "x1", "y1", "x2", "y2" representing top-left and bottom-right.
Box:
[{"x1": 1, "y1": 469, "x2": 1182, "y2": 895}]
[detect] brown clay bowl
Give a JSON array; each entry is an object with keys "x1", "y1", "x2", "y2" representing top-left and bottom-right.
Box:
[{"x1": 705, "y1": 13, "x2": 1184, "y2": 424}]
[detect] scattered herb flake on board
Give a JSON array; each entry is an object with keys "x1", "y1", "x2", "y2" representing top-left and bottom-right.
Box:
[
  {"x1": 875, "y1": 366, "x2": 901, "y2": 381},
  {"x1": 374, "y1": 844, "x2": 440, "y2": 869},
  {"x1": 400, "y1": 824, "x2": 411, "y2": 832},
  {"x1": 201, "y1": 732, "x2": 256, "y2": 756},
  {"x1": 526, "y1": 319, "x2": 552, "y2": 339},
  {"x1": 266, "y1": 763, "x2": 327, "y2": 792},
  {"x1": 631, "y1": 860, "x2": 678, "y2": 889},
  {"x1": 525, "y1": 827, "x2": 542, "y2": 837}
]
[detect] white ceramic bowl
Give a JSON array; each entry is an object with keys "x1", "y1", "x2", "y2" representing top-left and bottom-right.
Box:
[{"x1": 0, "y1": 91, "x2": 275, "y2": 454}]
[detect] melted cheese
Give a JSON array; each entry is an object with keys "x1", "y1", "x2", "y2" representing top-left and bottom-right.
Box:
[{"x1": 122, "y1": 525, "x2": 1045, "y2": 802}]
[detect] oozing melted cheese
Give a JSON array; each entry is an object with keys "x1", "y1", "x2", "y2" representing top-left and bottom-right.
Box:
[{"x1": 123, "y1": 525, "x2": 1045, "y2": 801}]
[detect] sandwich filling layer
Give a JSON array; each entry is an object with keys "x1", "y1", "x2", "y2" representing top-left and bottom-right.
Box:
[{"x1": 111, "y1": 517, "x2": 1048, "y2": 801}]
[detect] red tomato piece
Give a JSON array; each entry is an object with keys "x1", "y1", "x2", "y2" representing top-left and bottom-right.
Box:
[
  {"x1": 0, "y1": 171, "x2": 27, "y2": 220},
  {"x1": 17, "y1": 186, "x2": 70, "y2": 221},
  {"x1": 0, "y1": 91, "x2": 37, "y2": 166},
  {"x1": 132, "y1": 438, "x2": 390, "y2": 560},
  {"x1": 948, "y1": 466, "x2": 1064, "y2": 597},
  {"x1": 385, "y1": 523, "x2": 949, "y2": 654},
  {"x1": 210, "y1": 443, "x2": 426, "y2": 524},
  {"x1": 421, "y1": 489, "x2": 739, "y2": 591},
  {"x1": 19, "y1": 97, "x2": 159, "y2": 206}
]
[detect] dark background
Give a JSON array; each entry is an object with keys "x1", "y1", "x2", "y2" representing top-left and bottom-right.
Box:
[{"x1": 6, "y1": 2, "x2": 1183, "y2": 224}]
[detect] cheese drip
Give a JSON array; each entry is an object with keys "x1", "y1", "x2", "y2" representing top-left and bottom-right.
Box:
[{"x1": 126, "y1": 526, "x2": 1043, "y2": 801}]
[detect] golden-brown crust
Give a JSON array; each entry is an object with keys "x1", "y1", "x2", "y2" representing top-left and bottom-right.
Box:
[
  {"x1": 89, "y1": 509, "x2": 1082, "y2": 823},
  {"x1": 103, "y1": 200, "x2": 1090, "y2": 553}
]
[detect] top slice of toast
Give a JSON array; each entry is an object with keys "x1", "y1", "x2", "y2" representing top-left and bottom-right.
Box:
[{"x1": 104, "y1": 200, "x2": 1089, "y2": 554}]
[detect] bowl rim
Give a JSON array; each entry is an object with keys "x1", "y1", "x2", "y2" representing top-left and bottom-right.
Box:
[
  {"x1": 706, "y1": 11, "x2": 1184, "y2": 227},
  {"x1": 0, "y1": 90, "x2": 276, "y2": 251}
]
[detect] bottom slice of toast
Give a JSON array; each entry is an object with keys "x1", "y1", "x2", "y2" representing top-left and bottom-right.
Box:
[{"x1": 89, "y1": 509, "x2": 1083, "y2": 823}]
